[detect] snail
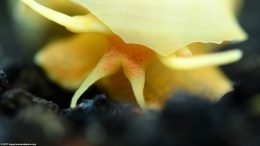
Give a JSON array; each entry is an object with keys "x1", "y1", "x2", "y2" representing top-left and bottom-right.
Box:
[{"x1": 21, "y1": 0, "x2": 247, "y2": 109}]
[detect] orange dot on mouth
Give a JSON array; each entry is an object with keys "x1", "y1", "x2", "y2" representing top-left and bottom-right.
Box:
[{"x1": 99, "y1": 35, "x2": 155, "y2": 79}]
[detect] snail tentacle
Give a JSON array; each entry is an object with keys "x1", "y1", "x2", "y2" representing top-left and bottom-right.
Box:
[
  {"x1": 160, "y1": 49, "x2": 242, "y2": 70},
  {"x1": 70, "y1": 51, "x2": 121, "y2": 108},
  {"x1": 22, "y1": 0, "x2": 111, "y2": 33}
]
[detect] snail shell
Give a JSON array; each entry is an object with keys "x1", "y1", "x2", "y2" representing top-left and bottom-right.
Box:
[{"x1": 72, "y1": 0, "x2": 247, "y2": 55}]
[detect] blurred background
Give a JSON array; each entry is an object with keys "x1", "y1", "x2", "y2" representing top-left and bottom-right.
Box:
[
  {"x1": 1, "y1": 0, "x2": 260, "y2": 146},
  {"x1": 1, "y1": 0, "x2": 260, "y2": 89}
]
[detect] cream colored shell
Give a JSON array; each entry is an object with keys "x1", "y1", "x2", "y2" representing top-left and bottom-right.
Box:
[{"x1": 72, "y1": 0, "x2": 247, "y2": 55}]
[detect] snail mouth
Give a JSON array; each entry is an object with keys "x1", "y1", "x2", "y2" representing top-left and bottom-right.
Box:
[
  {"x1": 70, "y1": 43, "x2": 153, "y2": 109},
  {"x1": 159, "y1": 47, "x2": 242, "y2": 70}
]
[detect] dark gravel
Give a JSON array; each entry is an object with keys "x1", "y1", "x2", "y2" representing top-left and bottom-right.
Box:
[{"x1": 1, "y1": 0, "x2": 260, "y2": 146}]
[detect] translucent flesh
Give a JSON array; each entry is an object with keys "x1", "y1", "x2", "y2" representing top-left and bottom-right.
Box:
[
  {"x1": 22, "y1": 0, "x2": 111, "y2": 33},
  {"x1": 35, "y1": 33, "x2": 109, "y2": 90},
  {"x1": 20, "y1": 0, "x2": 246, "y2": 109},
  {"x1": 71, "y1": 37, "x2": 153, "y2": 108},
  {"x1": 160, "y1": 49, "x2": 242, "y2": 70}
]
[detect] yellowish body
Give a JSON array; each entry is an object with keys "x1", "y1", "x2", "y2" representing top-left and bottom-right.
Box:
[{"x1": 21, "y1": 0, "x2": 247, "y2": 109}]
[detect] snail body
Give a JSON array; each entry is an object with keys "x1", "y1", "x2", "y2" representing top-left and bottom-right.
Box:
[{"x1": 21, "y1": 0, "x2": 247, "y2": 109}]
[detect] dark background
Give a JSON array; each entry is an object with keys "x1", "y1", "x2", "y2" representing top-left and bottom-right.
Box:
[
  {"x1": 0, "y1": 0, "x2": 22, "y2": 56},
  {"x1": 1, "y1": 1, "x2": 260, "y2": 146},
  {"x1": 1, "y1": 0, "x2": 260, "y2": 116},
  {"x1": 1, "y1": 0, "x2": 260, "y2": 112}
]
